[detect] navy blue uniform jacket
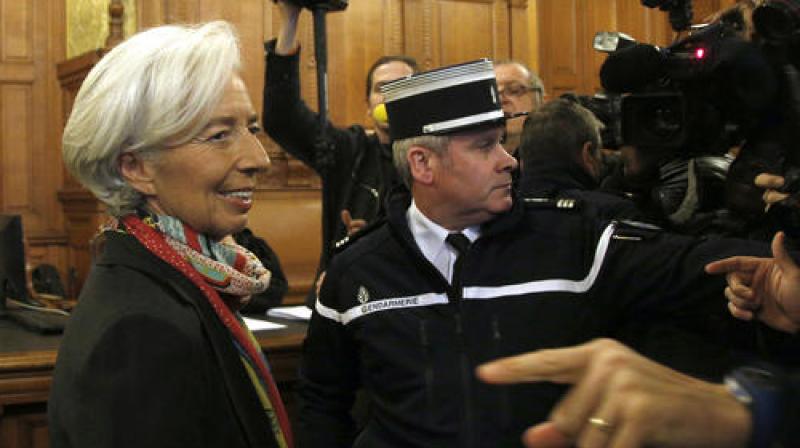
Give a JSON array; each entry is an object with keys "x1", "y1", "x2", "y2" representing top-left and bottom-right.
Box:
[{"x1": 298, "y1": 189, "x2": 768, "y2": 447}]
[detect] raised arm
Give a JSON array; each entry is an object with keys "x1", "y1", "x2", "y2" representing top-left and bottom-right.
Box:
[{"x1": 263, "y1": 0, "x2": 356, "y2": 173}]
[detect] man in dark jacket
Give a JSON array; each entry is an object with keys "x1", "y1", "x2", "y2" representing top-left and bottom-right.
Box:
[
  {"x1": 298, "y1": 59, "x2": 769, "y2": 447},
  {"x1": 518, "y1": 98, "x2": 642, "y2": 222},
  {"x1": 263, "y1": 1, "x2": 417, "y2": 305}
]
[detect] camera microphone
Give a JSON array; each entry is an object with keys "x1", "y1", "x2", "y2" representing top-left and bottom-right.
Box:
[{"x1": 600, "y1": 43, "x2": 666, "y2": 93}]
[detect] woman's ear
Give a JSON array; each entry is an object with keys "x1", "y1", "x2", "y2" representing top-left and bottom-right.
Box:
[
  {"x1": 119, "y1": 152, "x2": 157, "y2": 196},
  {"x1": 407, "y1": 145, "x2": 434, "y2": 185}
]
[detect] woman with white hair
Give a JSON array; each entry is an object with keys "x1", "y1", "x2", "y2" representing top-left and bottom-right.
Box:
[{"x1": 48, "y1": 21, "x2": 292, "y2": 448}]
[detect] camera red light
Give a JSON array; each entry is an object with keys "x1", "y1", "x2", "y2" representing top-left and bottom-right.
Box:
[{"x1": 695, "y1": 48, "x2": 706, "y2": 59}]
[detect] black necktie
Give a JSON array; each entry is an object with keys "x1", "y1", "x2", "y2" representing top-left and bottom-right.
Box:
[{"x1": 446, "y1": 233, "x2": 471, "y2": 300}]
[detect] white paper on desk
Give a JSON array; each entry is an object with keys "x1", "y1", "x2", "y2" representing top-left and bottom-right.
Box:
[
  {"x1": 243, "y1": 317, "x2": 286, "y2": 331},
  {"x1": 266, "y1": 305, "x2": 312, "y2": 321}
]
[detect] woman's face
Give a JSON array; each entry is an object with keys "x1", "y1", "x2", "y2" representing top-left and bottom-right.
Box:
[{"x1": 128, "y1": 75, "x2": 269, "y2": 239}]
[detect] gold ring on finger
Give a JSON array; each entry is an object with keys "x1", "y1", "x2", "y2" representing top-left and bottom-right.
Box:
[{"x1": 588, "y1": 417, "x2": 614, "y2": 432}]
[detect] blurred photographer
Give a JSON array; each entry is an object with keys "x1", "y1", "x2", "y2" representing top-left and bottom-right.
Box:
[{"x1": 263, "y1": 0, "x2": 418, "y2": 306}]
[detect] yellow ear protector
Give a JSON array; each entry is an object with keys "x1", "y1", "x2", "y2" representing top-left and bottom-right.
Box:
[{"x1": 372, "y1": 103, "x2": 388, "y2": 124}]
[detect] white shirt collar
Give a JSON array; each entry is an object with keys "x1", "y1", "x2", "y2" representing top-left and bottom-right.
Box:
[{"x1": 407, "y1": 200, "x2": 480, "y2": 282}]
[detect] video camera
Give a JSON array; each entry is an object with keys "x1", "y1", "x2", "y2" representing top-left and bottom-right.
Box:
[
  {"x1": 283, "y1": 0, "x2": 347, "y2": 11},
  {"x1": 583, "y1": 0, "x2": 800, "y2": 234},
  {"x1": 600, "y1": 3, "x2": 797, "y2": 158},
  {"x1": 598, "y1": 6, "x2": 781, "y2": 153}
]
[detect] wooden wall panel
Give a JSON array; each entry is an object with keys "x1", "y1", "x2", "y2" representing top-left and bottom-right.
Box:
[
  {"x1": 615, "y1": 0, "x2": 673, "y2": 45},
  {"x1": 437, "y1": 1, "x2": 497, "y2": 65},
  {"x1": 2, "y1": 0, "x2": 33, "y2": 60},
  {"x1": 509, "y1": 0, "x2": 530, "y2": 64},
  {"x1": 537, "y1": 0, "x2": 582, "y2": 98},
  {"x1": 326, "y1": 0, "x2": 403, "y2": 127},
  {"x1": 581, "y1": 0, "x2": 616, "y2": 93},
  {"x1": 694, "y1": 0, "x2": 737, "y2": 23},
  {"x1": 1, "y1": 86, "x2": 33, "y2": 211},
  {"x1": 247, "y1": 190, "x2": 321, "y2": 304},
  {"x1": 0, "y1": 0, "x2": 67, "y2": 286},
  {"x1": 535, "y1": 0, "x2": 713, "y2": 98},
  {"x1": 402, "y1": 0, "x2": 434, "y2": 69}
]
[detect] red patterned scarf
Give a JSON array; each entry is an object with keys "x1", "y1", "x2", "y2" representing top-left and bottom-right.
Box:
[{"x1": 121, "y1": 214, "x2": 293, "y2": 447}]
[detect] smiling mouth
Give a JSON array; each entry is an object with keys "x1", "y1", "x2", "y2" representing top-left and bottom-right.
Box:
[{"x1": 219, "y1": 189, "x2": 254, "y2": 208}]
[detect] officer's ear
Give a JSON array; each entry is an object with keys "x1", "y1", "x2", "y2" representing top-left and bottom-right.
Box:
[
  {"x1": 580, "y1": 141, "x2": 601, "y2": 180},
  {"x1": 408, "y1": 145, "x2": 435, "y2": 185}
]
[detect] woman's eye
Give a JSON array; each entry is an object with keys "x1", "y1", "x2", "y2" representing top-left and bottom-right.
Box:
[
  {"x1": 207, "y1": 130, "x2": 231, "y2": 142},
  {"x1": 248, "y1": 124, "x2": 263, "y2": 135}
]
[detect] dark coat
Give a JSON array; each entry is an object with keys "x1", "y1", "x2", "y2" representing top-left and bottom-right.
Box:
[
  {"x1": 48, "y1": 232, "x2": 280, "y2": 448},
  {"x1": 263, "y1": 40, "x2": 399, "y2": 305}
]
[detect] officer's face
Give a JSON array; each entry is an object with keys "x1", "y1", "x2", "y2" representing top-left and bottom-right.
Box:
[{"x1": 431, "y1": 126, "x2": 517, "y2": 227}]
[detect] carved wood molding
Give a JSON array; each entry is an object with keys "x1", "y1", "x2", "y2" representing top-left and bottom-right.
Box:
[
  {"x1": 387, "y1": 0, "x2": 404, "y2": 54},
  {"x1": 493, "y1": 0, "x2": 511, "y2": 58},
  {"x1": 105, "y1": 0, "x2": 125, "y2": 48},
  {"x1": 422, "y1": 0, "x2": 434, "y2": 70},
  {"x1": 0, "y1": 350, "x2": 56, "y2": 411},
  {"x1": 56, "y1": 50, "x2": 104, "y2": 89},
  {"x1": 0, "y1": 351, "x2": 55, "y2": 375},
  {"x1": 26, "y1": 234, "x2": 68, "y2": 245},
  {"x1": 56, "y1": 188, "x2": 107, "y2": 214},
  {"x1": 0, "y1": 375, "x2": 53, "y2": 411}
]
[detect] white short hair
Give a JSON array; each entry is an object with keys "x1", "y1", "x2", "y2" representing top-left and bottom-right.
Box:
[
  {"x1": 63, "y1": 21, "x2": 242, "y2": 216},
  {"x1": 392, "y1": 135, "x2": 450, "y2": 188}
]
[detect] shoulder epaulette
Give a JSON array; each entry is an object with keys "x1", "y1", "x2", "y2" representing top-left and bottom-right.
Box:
[
  {"x1": 333, "y1": 218, "x2": 386, "y2": 254},
  {"x1": 522, "y1": 196, "x2": 581, "y2": 210},
  {"x1": 612, "y1": 219, "x2": 663, "y2": 241},
  {"x1": 597, "y1": 188, "x2": 637, "y2": 200}
]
